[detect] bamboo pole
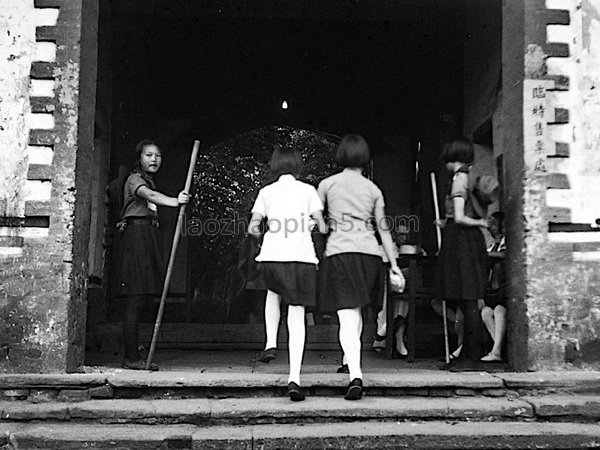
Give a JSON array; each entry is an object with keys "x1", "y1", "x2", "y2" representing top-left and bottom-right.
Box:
[
  {"x1": 430, "y1": 172, "x2": 450, "y2": 365},
  {"x1": 430, "y1": 172, "x2": 442, "y2": 252},
  {"x1": 146, "y1": 140, "x2": 200, "y2": 370}
]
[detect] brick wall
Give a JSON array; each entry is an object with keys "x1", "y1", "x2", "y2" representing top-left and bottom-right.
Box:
[
  {"x1": 0, "y1": 0, "x2": 97, "y2": 373},
  {"x1": 505, "y1": 0, "x2": 600, "y2": 370}
]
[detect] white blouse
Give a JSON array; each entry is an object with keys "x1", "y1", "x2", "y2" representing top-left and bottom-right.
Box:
[{"x1": 252, "y1": 174, "x2": 323, "y2": 264}]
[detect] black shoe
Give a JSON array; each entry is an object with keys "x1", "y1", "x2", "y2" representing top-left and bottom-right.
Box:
[
  {"x1": 336, "y1": 364, "x2": 349, "y2": 374},
  {"x1": 257, "y1": 347, "x2": 277, "y2": 363},
  {"x1": 288, "y1": 382, "x2": 305, "y2": 401},
  {"x1": 344, "y1": 378, "x2": 363, "y2": 400}
]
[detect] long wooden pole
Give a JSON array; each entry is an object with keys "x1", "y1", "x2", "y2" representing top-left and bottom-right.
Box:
[
  {"x1": 146, "y1": 140, "x2": 200, "y2": 370},
  {"x1": 430, "y1": 172, "x2": 442, "y2": 252},
  {"x1": 430, "y1": 172, "x2": 450, "y2": 364}
]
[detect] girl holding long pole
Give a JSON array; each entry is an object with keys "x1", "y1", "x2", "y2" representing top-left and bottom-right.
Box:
[
  {"x1": 117, "y1": 139, "x2": 190, "y2": 371},
  {"x1": 436, "y1": 138, "x2": 488, "y2": 371}
]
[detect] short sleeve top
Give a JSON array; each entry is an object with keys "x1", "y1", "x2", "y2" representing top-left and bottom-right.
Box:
[
  {"x1": 122, "y1": 172, "x2": 159, "y2": 220},
  {"x1": 317, "y1": 168, "x2": 385, "y2": 257},
  {"x1": 444, "y1": 168, "x2": 477, "y2": 219},
  {"x1": 252, "y1": 174, "x2": 323, "y2": 264}
]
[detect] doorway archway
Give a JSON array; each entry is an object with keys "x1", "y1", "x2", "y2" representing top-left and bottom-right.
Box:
[{"x1": 86, "y1": 0, "x2": 504, "y2": 364}]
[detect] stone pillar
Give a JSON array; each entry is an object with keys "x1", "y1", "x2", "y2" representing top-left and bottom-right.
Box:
[
  {"x1": 503, "y1": 0, "x2": 600, "y2": 370},
  {"x1": 0, "y1": 0, "x2": 98, "y2": 373}
]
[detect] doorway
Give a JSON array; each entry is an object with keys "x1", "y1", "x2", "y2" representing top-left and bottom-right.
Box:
[{"x1": 86, "y1": 0, "x2": 503, "y2": 363}]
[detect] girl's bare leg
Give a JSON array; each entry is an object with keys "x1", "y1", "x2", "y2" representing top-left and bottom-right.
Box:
[{"x1": 481, "y1": 305, "x2": 506, "y2": 361}]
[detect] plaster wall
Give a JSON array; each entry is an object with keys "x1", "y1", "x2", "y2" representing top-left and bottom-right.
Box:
[
  {"x1": 0, "y1": 0, "x2": 96, "y2": 373},
  {"x1": 0, "y1": 1, "x2": 45, "y2": 220},
  {"x1": 516, "y1": 0, "x2": 600, "y2": 369}
]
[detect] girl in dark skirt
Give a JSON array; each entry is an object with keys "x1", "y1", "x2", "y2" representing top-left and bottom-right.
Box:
[
  {"x1": 116, "y1": 139, "x2": 189, "y2": 370},
  {"x1": 317, "y1": 135, "x2": 402, "y2": 400},
  {"x1": 436, "y1": 137, "x2": 489, "y2": 371},
  {"x1": 248, "y1": 145, "x2": 327, "y2": 401}
]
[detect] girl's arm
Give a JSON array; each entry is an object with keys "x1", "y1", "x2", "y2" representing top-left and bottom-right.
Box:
[
  {"x1": 137, "y1": 185, "x2": 189, "y2": 208},
  {"x1": 310, "y1": 210, "x2": 328, "y2": 234},
  {"x1": 374, "y1": 205, "x2": 401, "y2": 274},
  {"x1": 453, "y1": 197, "x2": 488, "y2": 228},
  {"x1": 248, "y1": 212, "x2": 264, "y2": 237}
]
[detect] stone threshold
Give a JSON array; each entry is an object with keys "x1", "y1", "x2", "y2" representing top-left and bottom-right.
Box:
[
  {"x1": 4, "y1": 370, "x2": 600, "y2": 388},
  {"x1": 1, "y1": 370, "x2": 599, "y2": 400}
]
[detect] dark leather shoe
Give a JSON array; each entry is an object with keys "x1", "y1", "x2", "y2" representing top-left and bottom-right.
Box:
[
  {"x1": 344, "y1": 378, "x2": 363, "y2": 400},
  {"x1": 257, "y1": 347, "x2": 277, "y2": 363},
  {"x1": 336, "y1": 364, "x2": 349, "y2": 374},
  {"x1": 288, "y1": 382, "x2": 305, "y2": 401}
]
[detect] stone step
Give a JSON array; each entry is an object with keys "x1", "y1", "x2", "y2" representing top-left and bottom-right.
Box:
[
  {"x1": 1, "y1": 370, "x2": 599, "y2": 402},
  {"x1": 0, "y1": 396, "x2": 532, "y2": 424},
  {"x1": 0, "y1": 371, "x2": 503, "y2": 401},
  {"x1": 2, "y1": 421, "x2": 600, "y2": 449},
  {"x1": 2, "y1": 395, "x2": 600, "y2": 425}
]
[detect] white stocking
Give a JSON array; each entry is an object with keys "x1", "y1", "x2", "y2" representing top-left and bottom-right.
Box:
[
  {"x1": 264, "y1": 290, "x2": 281, "y2": 350},
  {"x1": 337, "y1": 308, "x2": 363, "y2": 381},
  {"x1": 287, "y1": 305, "x2": 306, "y2": 385}
]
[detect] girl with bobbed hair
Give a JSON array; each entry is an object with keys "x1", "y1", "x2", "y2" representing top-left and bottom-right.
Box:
[
  {"x1": 117, "y1": 139, "x2": 189, "y2": 371},
  {"x1": 318, "y1": 134, "x2": 402, "y2": 400},
  {"x1": 436, "y1": 137, "x2": 490, "y2": 371},
  {"x1": 248, "y1": 145, "x2": 327, "y2": 401}
]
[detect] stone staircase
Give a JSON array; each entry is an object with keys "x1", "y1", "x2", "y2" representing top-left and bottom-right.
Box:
[{"x1": 1, "y1": 370, "x2": 600, "y2": 448}]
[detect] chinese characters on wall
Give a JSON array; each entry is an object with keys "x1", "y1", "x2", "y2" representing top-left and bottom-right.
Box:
[{"x1": 524, "y1": 80, "x2": 553, "y2": 174}]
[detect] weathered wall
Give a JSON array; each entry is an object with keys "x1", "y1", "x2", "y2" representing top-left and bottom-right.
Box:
[
  {"x1": 506, "y1": 0, "x2": 600, "y2": 370},
  {"x1": 0, "y1": 0, "x2": 97, "y2": 373},
  {"x1": 0, "y1": 1, "x2": 38, "y2": 220}
]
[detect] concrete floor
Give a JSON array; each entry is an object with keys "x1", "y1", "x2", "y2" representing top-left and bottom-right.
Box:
[{"x1": 84, "y1": 348, "x2": 507, "y2": 374}]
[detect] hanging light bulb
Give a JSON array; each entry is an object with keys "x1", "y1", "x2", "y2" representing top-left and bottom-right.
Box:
[{"x1": 281, "y1": 100, "x2": 288, "y2": 110}]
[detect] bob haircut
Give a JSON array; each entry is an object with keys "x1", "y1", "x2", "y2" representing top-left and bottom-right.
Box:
[
  {"x1": 440, "y1": 137, "x2": 474, "y2": 164},
  {"x1": 335, "y1": 134, "x2": 370, "y2": 167},
  {"x1": 134, "y1": 139, "x2": 162, "y2": 168},
  {"x1": 269, "y1": 145, "x2": 302, "y2": 178}
]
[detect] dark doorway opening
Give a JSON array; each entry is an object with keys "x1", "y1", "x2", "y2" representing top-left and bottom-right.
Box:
[
  {"x1": 108, "y1": 1, "x2": 465, "y2": 150},
  {"x1": 87, "y1": 0, "x2": 504, "y2": 364}
]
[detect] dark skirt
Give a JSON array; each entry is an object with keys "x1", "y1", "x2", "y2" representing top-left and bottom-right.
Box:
[
  {"x1": 484, "y1": 290, "x2": 506, "y2": 309},
  {"x1": 319, "y1": 253, "x2": 384, "y2": 312},
  {"x1": 259, "y1": 262, "x2": 317, "y2": 307},
  {"x1": 115, "y1": 222, "x2": 164, "y2": 297},
  {"x1": 436, "y1": 223, "x2": 487, "y2": 302}
]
